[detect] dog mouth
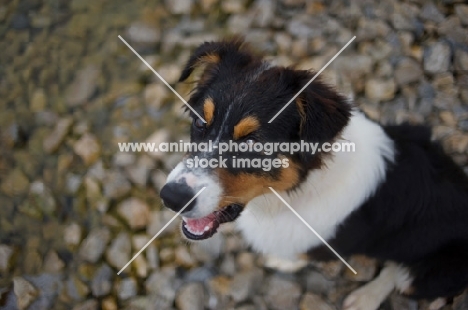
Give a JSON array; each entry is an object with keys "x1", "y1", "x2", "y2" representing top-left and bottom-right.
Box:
[{"x1": 181, "y1": 204, "x2": 243, "y2": 240}]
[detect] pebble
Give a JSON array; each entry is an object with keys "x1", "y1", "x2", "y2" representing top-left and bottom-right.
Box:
[
  {"x1": 13, "y1": 277, "x2": 38, "y2": 310},
  {"x1": 424, "y1": 42, "x2": 451, "y2": 74},
  {"x1": 365, "y1": 79, "x2": 396, "y2": 101},
  {"x1": 454, "y1": 49, "x2": 468, "y2": 72},
  {"x1": 72, "y1": 299, "x2": 99, "y2": 310},
  {"x1": 64, "y1": 222, "x2": 83, "y2": 247},
  {"x1": 67, "y1": 275, "x2": 90, "y2": 300},
  {"x1": 103, "y1": 170, "x2": 131, "y2": 199},
  {"x1": 117, "y1": 197, "x2": 150, "y2": 230},
  {"x1": 0, "y1": 169, "x2": 30, "y2": 197},
  {"x1": 264, "y1": 276, "x2": 302, "y2": 310},
  {"x1": 165, "y1": 0, "x2": 193, "y2": 14},
  {"x1": 175, "y1": 282, "x2": 205, "y2": 310},
  {"x1": 126, "y1": 22, "x2": 160, "y2": 45},
  {"x1": 116, "y1": 277, "x2": 138, "y2": 300},
  {"x1": 79, "y1": 228, "x2": 111, "y2": 263},
  {"x1": 28, "y1": 180, "x2": 57, "y2": 216},
  {"x1": 105, "y1": 232, "x2": 131, "y2": 269},
  {"x1": 0, "y1": 244, "x2": 14, "y2": 272},
  {"x1": 65, "y1": 65, "x2": 100, "y2": 107},
  {"x1": 43, "y1": 117, "x2": 73, "y2": 153},
  {"x1": 73, "y1": 133, "x2": 101, "y2": 165},
  {"x1": 145, "y1": 268, "x2": 177, "y2": 300},
  {"x1": 455, "y1": 5, "x2": 468, "y2": 27},
  {"x1": 43, "y1": 251, "x2": 65, "y2": 273},
  {"x1": 229, "y1": 268, "x2": 264, "y2": 303},
  {"x1": 91, "y1": 264, "x2": 114, "y2": 297},
  {"x1": 394, "y1": 58, "x2": 423, "y2": 85},
  {"x1": 147, "y1": 210, "x2": 179, "y2": 237},
  {"x1": 174, "y1": 245, "x2": 197, "y2": 268},
  {"x1": 299, "y1": 293, "x2": 334, "y2": 310},
  {"x1": 453, "y1": 290, "x2": 468, "y2": 310}
]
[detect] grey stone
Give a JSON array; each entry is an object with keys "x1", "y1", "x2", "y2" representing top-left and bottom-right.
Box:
[
  {"x1": 264, "y1": 276, "x2": 302, "y2": 310},
  {"x1": 455, "y1": 5, "x2": 468, "y2": 26},
  {"x1": 105, "y1": 232, "x2": 131, "y2": 269},
  {"x1": 28, "y1": 181, "x2": 57, "y2": 216},
  {"x1": 424, "y1": 42, "x2": 451, "y2": 74},
  {"x1": 65, "y1": 65, "x2": 100, "y2": 107},
  {"x1": 117, "y1": 197, "x2": 150, "y2": 230},
  {"x1": 91, "y1": 264, "x2": 113, "y2": 297},
  {"x1": 116, "y1": 277, "x2": 138, "y2": 300},
  {"x1": 126, "y1": 22, "x2": 160, "y2": 45},
  {"x1": 43, "y1": 117, "x2": 73, "y2": 153},
  {"x1": 306, "y1": 270, "x2": 335, "y2": 294},
  {"x1": 455, "y1": 49, "x2": 468, "y2": 72},
  {"x1": 0, "y1": 244, "x2": 14, "y2": 272},
  {"x1": 66, "y1": 275, "x2": 90, "y2": 301},
  {"x1": 79, "y1": 227, "x2": 111, "y2": 263},
  {"x1": 394, "y1": 58, "x2": 423, "y2": 85},
  {"x1": 146, "y1": 268, "x2": 178, "y2": 300},
  {"x1": 229, "y1": 268, "x2": 264, "y2": 303},
  {"x1": 10, "y1": 14, "x2": 29, "y2": 29},
  {"x1": 419, "y1": 3, "x2": 445, "y2": 24},
  {"x1": 175, "y1": 282, "x2": 205, "y2": 310},
  {"x1": 103, "y1": 170, "x2": 131, "y2": 199},
  {"x1": 299, "y1": 293, "x2": 334, "y2": 310}
]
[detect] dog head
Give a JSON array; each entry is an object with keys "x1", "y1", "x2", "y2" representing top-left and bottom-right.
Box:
[{"x1": 160, "y1": 38, "x2": 351, "y2": 240}]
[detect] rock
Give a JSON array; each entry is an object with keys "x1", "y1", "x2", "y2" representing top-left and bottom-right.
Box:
[
  {"x1": 264, "y1": 276, "x2": 302, "y2": 310},
  {"x1": 126, "y1": 22, "x2": 160, "y2": 45},
  {"x1": 222, "y1": 0, "x2": 247, "y2": 13},
  {"x1": 424, "y1": 42, "x2": 451, "y2": 74},
  {"x1": 10, "y1": 14, "x2": 29, "y2": 29},
  {"x1": 101, "y1": 297, "x2": 118, "y2": 310},
  {"x1": 174, "y1": 246, "x2": 197, "y2": 268},
  {"x1": 0, "y1": 244, "x2": 14, "y2": 272},
  {"x1": 105, "y1": 232, "x2": 131, "y2": 269},
  {"x1": 455, "y1": 5, "x2": 468, "y2": 26},
  {"x1": 299, "y1": 293, "x2": 334, "y2": 310},
  {"x1": 91, "y1": 264, "x2": 114, "y2": 297},
  {"x1": 229, "y1": 268, "x2": 264, "y2": 303},
  {"x1": 43, "y1": 251, "x2": 65, "y2": 273},
  {"x1": 175, "y1": 282, "x2": 205, "y2": 310},
  {"x1": 13, "y1": 277, "x2": 38, "y2": 310},
  {"x1": 113, "y1": 152, "x2": 135, "y2": 167},
  {"x1": 306, "y1": 270, "x2": 335, "y2": 294},
  {"x1": 165, "y1": 0, "x2": 193, "y2": 14},
  {"x1": 419, "y1": 3, "x2": 445, "y2": 24},
  {"x1": 455, "y1": 49, "x2": 468, "y2": 72},
  {"x1": 43, "y1": 117, "x2": 73, "y2": 153},
  {"x1": 333, "y1": 56, "x2": 373, "y2": 80},
  {"x1": 117, "y1": 198, "x2": 150, "y2": 230},
  {"x1": 310, "y1": 260, "x2": 343, "y2": 279},
  {"x1": 79, "y1": 228, "x2": 111, "y2": 263},
  {"x1": 67, "y1": 275, "x2": 90, "y2": 300},
  {"x1": 28, "y1": 181, "x2": 57, "y2": 215},
  {"x1": 64, "y1": 222, "x2": 83, "y2": 247},
  {"x1": 74, "y1": 133, "x2": 101, "y2": 165},
  {"x1": 72, "y1": 299, "x2": 99, "y2": 310},
  {"x1": 220, "y1": 254, "x2": 236, "y2": 276},
  {"x1": 146, "y1": 268, "x2": 177, "y2": 300},
  {"x1": 251, "y1": 0, "x2": 275, "y2": 27},
  {"x1": 394, "y1": 58, "x2": 423, "y2": 85},
  {"x1": 116, "y1": 277, "x2": 138, "y2": 300},
  {"x1": 343, "y1": 255, "x2": 378, "y2": 281},
  {"x1": 1, "y1": 169, "x2": 29, "y2": 197},
  {"x1": 65, "y1": 65, "x2": 100, "y2": 107},
  {"x1": 365, "y1": 79, "x2": 396, "y2": 101},
  {"x1": 147, "y1": 210, "x2": 179, "y2": 237},
  {"x1": 66, "y1": 173, "x2": 83, "y2": 194},
  {"x1": 103, "y1": 170, "x2": 131, "y2": 199}
]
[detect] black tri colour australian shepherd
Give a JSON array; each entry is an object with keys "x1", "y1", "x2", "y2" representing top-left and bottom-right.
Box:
[{"x1": 160, "y1": 38, "x2": 468, "y2": 310}]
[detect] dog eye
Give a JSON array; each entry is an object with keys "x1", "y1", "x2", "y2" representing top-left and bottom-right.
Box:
[{"x1": 194, "y1": 118, "x2": 205, "y2": 129}]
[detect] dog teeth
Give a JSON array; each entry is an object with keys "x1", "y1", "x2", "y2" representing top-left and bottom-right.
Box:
[{"x1": 204, "y1": 226, "x2": 209, "y2": 231}]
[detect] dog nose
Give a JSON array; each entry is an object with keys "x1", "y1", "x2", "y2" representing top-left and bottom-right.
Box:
[{"x1": 160, "y1": 182, "x2": 197, "y2": 213}]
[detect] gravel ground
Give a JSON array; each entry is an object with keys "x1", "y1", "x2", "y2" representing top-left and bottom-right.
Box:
[{"x1": 1, "y1": 0, "x2": 468, "y2": 309}]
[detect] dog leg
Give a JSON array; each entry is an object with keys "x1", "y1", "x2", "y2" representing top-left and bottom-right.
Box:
[
  {"x1": 263, "y1": 254, "x2": 308, "y2": 273},
  {"x1": 343, "y1": 263, "x2": 411, "y2": 310}
]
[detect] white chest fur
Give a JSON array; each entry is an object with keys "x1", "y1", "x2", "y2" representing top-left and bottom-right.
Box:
[{"x1": 235, "y1": 112, "x2": 395, "y2": 260}]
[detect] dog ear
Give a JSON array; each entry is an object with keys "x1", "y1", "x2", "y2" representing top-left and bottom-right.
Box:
[
  {"x1": 291, "y1": 70, "x2": 352, "y2": 144},
  {"x1": 179, "y1": 37, "x2": 255, "y2": 83}
]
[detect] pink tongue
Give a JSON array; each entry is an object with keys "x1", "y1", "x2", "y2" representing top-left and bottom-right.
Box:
[{"x1": 185, "y1": 213, "x2": 216, "y2": 233}]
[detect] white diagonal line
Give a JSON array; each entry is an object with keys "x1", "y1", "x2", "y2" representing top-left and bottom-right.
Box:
[
  {"x1": 118, "y1": 35, "x2": 207, "y2": 123},
  {"x1": 117, "y1": 187, "x2": 206, "y2": 275},
  {"x1": 268, "y1": 187, "x2": 357, "y2": 274},
  {"x1": 268, "y1": 36, "x2": 356, "y2": 123}
]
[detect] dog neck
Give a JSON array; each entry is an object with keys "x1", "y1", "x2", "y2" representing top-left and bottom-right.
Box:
[{"x1": 235, "y1": 111, "x2": 395, "y2": 259}]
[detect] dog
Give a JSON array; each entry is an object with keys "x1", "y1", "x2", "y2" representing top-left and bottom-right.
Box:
[{"x1": 160, "y1": 38, "x2": 468, "y2": 310}]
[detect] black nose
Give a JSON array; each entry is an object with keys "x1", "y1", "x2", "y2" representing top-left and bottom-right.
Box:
[{"x1": 160, "y1": 182, "x2": 197, "y2": 213}]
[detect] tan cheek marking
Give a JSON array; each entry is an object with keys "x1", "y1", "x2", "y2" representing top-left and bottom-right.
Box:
[
  {"x1": 233, "y1": 116, "x2": 260, "y2": 140},
  {"x1": 203, "y1": 98, "x2": 215, "y2": 126},
  {"x1": 215, "y1": 162, "x2": 300, "y2": 207}
]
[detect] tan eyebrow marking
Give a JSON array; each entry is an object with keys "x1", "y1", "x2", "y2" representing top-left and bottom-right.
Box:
[
  {"x1": 233, "y1": 116, "x2": 260, "y2": 140},
  {"x1": 198, "y1": 53, "x2": 220, "y2": 65},
  {"x1": 203, "y1": 98, "x2": 215, "y2": 126}
]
